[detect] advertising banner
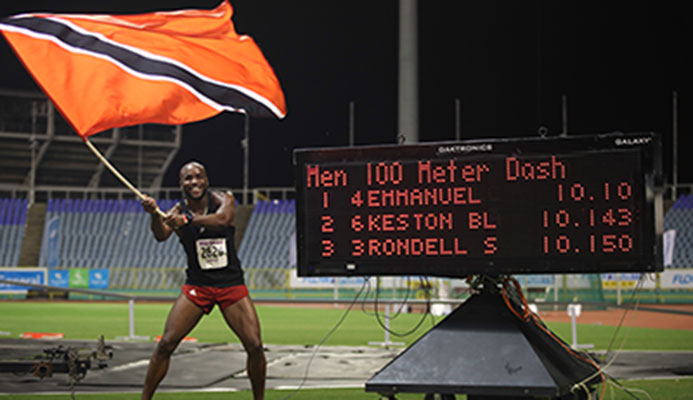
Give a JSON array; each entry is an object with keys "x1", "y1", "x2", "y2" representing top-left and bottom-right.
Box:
[
  {"x1": 89, "y1": 269, "x2": 109, "y2": 289},
  {"x1": 69, "y1": 268, "x2": 90, "y2": 288},
  {"x1": 288, "y1": 270, "x2": 370, "y2": 289},
  {"x1": 48, "y1": 269, "x2": 69, "y2": 288},
  {"x1": 660, "y1": 269, "x2": 693, "y2": 289},
  {"x1": 45, "y1": 216, "x2": 60, "y2": 267},
  {"x1": 0, "y1": 268, "x2": 47, "y2": 293}
]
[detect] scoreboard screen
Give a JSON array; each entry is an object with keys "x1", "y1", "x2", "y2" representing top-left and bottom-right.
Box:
[{"x1": 294, "y1": 133, "x2": 663, "y2": 277}]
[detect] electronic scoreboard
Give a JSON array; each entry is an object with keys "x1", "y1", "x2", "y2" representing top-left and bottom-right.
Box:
[{"x1": 294, "y1": 133, "x2": 663, "y2": 277}]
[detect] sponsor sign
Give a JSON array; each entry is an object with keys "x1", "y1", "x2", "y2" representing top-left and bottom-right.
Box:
[
  {"x1": 89, "y1": 269, "x2": 109, "y2": 289},
  {"x1": 69, "y1": 268, "x2": 89, "y2": 289},
  {"x1": 599, "y1": 270, "x2": 693, "y2": 290},
  {"x1": 0, "y1": 268, "x2": 47, "y2": 293},
  {"x1": 45, "y1": 216, "x2": 60, "y2": 267},
  {"x1": 48, "y1": 269, "x2": 69, "y2": 288},
  {"x1": 661, "y1": 270, "x2": 693, "y2": 289},
  {"x1": 288, "y1": 270, "x2": 370, "y2": 289},
  {"x1": 518, "y1": 274, "x2": 555, "y2": 288},
  {"x1": 601, "y1": 273, "x2": 642, "y2": 289}
]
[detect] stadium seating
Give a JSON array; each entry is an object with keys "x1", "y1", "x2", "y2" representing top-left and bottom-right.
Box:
[
  {"x1": 1, "y1": 192, "x2": 685, "y2": 292},
  {"x1": 34, "y1": 197, "x2": 296, "y2": 289},
  {"x1": 38, "y1": 198, "x2": 186, "y2": 269},
  {"x1": 0, "y1": 198, "x2": 28, "y2": 266},
  {"x1": 24, "y1": 193, "x2": 693, "y2": 271},
  {"x1": 663, "y1": 194, "x2": 693, "y2": 268},
  {"x1": 238, "y1": 199, "x2": 296, "y2": 269}
]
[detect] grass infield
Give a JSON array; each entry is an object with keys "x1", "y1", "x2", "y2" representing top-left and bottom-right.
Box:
[
  {"x1": 0, "y1": 300, "x2": 691, "y2": 399},
  {"x1": 0, "y1": 301, "x2": 691, "y2": 350},
  {"x1": 1, "y1": 381, "x2": 692, "y2": 399}
]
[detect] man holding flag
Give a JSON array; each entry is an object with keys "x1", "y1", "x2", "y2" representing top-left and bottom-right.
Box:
[
  {"x1": 141, "y1": 161, "x2": 265, "y2": 400},
  {"x1": 2, "y1": 2, "x2": 286, "y2": 399}
]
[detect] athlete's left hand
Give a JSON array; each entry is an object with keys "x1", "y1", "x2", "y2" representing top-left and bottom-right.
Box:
[{"x1": 163, "y1": 211, "x2": 186, "y2": 229}]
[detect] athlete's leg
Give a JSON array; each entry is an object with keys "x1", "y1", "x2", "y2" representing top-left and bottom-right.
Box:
[
  {"x1": 221, "y1": 296, "x2": 265, "y2": 400},
  {"x1": 142, "y1": 294, "x2": 204, "y2": 400}
]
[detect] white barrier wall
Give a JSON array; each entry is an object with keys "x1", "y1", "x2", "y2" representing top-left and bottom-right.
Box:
[{"x1": 289, "y1": 271, "x2": 693, "y2": 292}]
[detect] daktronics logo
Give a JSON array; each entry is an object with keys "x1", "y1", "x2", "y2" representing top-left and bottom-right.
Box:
[{"x1": 437, "y1": 143, "x2": 493, "y2": 155}]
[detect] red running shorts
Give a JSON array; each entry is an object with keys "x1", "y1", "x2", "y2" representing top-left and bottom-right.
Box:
[{"x1": 181, "y1": 284, "x2": 249, "y2": 314}]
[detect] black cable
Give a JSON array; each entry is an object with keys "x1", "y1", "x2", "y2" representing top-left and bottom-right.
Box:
[
  {"x1": 360, "y1": 278, "x2": 376, "y2": 316},
  {"x1": 378, "y1": 276, "x2": 413, "y2": 320},
  {"x1": 279, "y1": 277, "x2": 369, "y2": 400},
  {"x1": 520, "y1": 274, "x2": 650, "y2": 399},
  {"x1": 428, "y1": 306, "x2": 437, "y2": 329},
  {"x1": 362, "y1": 276, "x2": 414, "y2": 320},
  {"x1": 373, "y1": 276, "x2": 431, "y2": 338},
  {"x1": 605, "y1": 374, "x2": 645, "y2": 400},
  {"x1": 502, "y1": 277, "x2": 600, "y2": 370},
  {"x1": 388, "y1": 276, "x2": 413, "y2": 321},
  {"x1": 605, "y1": 276, "x2": 646, "y2": 357},
  {"x1": 585, "y1": 276, "x2": 652, "y2": 399}
]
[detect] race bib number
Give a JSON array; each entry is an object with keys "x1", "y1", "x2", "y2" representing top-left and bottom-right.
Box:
[{"x1": 195, "y1": 238, "x2": 228, "y2": 270}]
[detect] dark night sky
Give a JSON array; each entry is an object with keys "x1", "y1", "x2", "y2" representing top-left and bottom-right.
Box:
[{"x1": 0, "y1": 1, "x2": 690, "y2": 189}]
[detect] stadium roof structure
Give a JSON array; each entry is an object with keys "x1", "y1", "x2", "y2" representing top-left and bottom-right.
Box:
[{"x1": 0, "y1": 89, "x2": 181, "y2": 194}]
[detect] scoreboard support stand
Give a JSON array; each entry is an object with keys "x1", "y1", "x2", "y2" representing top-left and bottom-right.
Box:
[{"x1": 365, "y1": 279, "x2": 600, "y2": 399}]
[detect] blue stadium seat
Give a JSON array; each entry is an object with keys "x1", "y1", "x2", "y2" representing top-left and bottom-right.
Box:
[
  {"x1": 238, "y1": 199, "x2": 296, "y2": 269},
  {"x1": 37, "y1": 198, "x2": 186, "y2": 270},
  {"x1": 0, "y1": 199, "x2": 28, "y2": 266}
]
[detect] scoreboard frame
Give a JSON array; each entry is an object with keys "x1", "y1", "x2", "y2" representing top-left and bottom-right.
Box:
[{"x1": 293, "y1": 132, "x2": 663, "y2": 278}]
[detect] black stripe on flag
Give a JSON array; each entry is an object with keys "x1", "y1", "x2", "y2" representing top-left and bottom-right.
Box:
[{"x1": 2, "y1": 16, "x2": 277, "y2": 118}]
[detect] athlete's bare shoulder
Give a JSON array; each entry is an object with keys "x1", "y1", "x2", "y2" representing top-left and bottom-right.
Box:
[
  {"x1": 206, "y1": 191, "x2": 234, "y2": 226},
  {"x1": 210, "y1": 191, "x2": 236, "y2": 218},
  {"x1": 207, "y1": 190, "x2": 224, "y2": 205},
  {"x1": 209, "y1": 190, "x2": 234, "y2": 204}
]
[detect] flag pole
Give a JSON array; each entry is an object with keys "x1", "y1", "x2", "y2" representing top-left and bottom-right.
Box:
[{"x1": 84, "y1": 138, "x2": 166, "y2": 217}]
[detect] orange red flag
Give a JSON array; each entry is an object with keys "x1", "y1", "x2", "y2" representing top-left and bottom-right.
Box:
[{"x1": 0, "y1": 1, "x2": 286, "y2": 139}]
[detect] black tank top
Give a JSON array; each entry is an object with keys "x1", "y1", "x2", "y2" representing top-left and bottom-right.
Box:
[{"x1": 177, "y1": 192, "x2": 244, "y2": 287}]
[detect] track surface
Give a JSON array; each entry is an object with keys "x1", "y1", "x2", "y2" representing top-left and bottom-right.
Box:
[{"x1": 537, "y1": 304, "x2": 693, "y2": 330}]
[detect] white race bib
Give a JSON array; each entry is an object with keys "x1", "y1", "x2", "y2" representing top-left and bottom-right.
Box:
[{"x1": 195, "y1": 238, "x2": 228, "y2": 270}]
